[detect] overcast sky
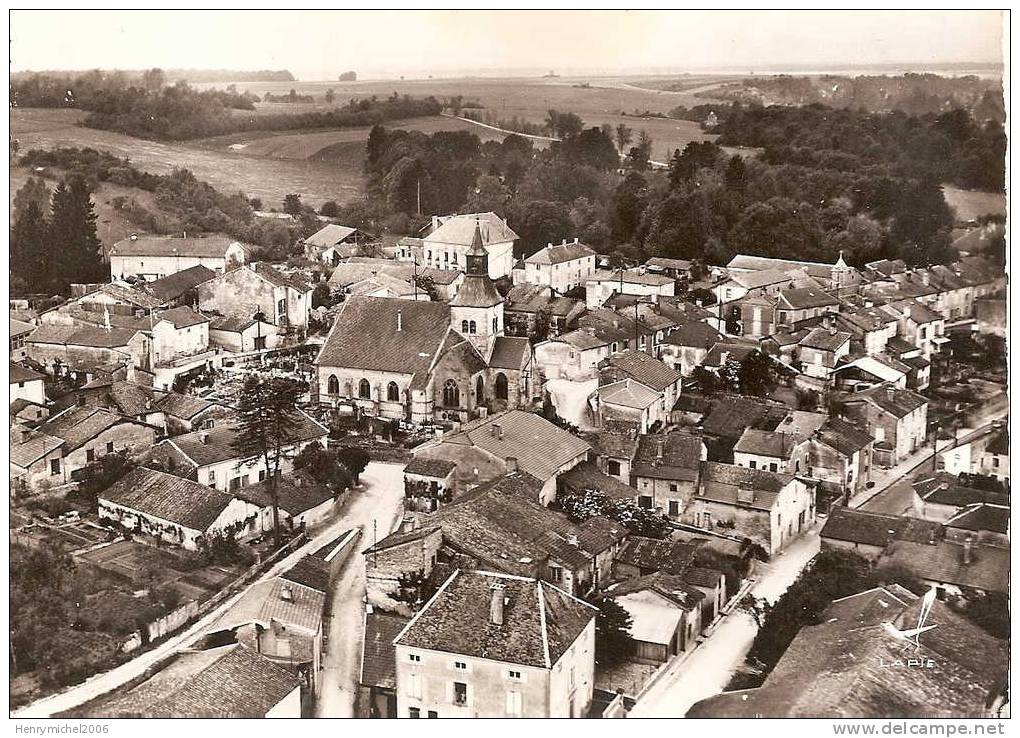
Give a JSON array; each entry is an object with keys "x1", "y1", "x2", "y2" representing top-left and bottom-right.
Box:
[{"x1": 10, "y1": 10, "x2": 1005, "y2": 79}]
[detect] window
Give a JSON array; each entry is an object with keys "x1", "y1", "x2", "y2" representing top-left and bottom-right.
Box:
[
  {"x1": 204, "y1": 418, "x2": 215, "y2": 430},
  {"x1": 506, "y1": 690, "x2": 523, "y2": 717},
  {"x1": 407, "y1": 672, "x2": 422, "y2": 699},
  {"x1": 749, "y1": 460, "x2": 757, "y2": 469},
  {"x1": 427, "y1": 711, "x2": 438, "y2": 719},
  {"x1": 454, "y1": 661, "x2": 467, "y2": 671},
  {"x1": 607, "y1": 459, "x2": 621, "y2": 476},
  {"x1": 475, "y1": 376, "x2": 484, "y2": 402},
  {"x1": 508, "y1": 670, "x2": 522, "y2": 680},
  {"x1": 469, "y1": 320, "x2": 477, "y2": 334},
  {"x1": 549, "y1": 565, "x2": 564, "y2": 582},
  {"x1": 668, "y1": 500, "x2": 681, "y2": 517},
  {"x1": 669, "y1": 482, "x2": 678, "y2": 493},
  {"x1": 259, "y1": 470, "x2": 267, "y2": 482},
  {"x1": 453, "y1": 682, "x2": 468, "y2": 705},
  {"x1": 50, "y1": 458, "x2": 61, "y2": 476},
  {"x1": 327, "y1": 374, "x2": 340, "y2": 396},
  {"x1": 493, "y1": 317, "x2": 498, "y2": 334},
  {"x1": 387, "y1": 381, "x2": 400, "y2": 402},
  {"x1": 409, "y1": 654, "x2": 422, "y2": 663},
  {"x1": 495, "y1": 373, "x2": 508, "y2": 400},
  {"x1": 358, "y1": 378, "x2": 371, "y2": 399},
  {"x1": 461, "y1": 320, "x2": 470, "y2": 334},
  {"x1": 442, "y1": 379, "x2": 460, "y2": 408},
  {"x1": 86, "y1": 449, "x2": 95, "y2": 462},
  {"x1": 207, "y1": 471, "x2": 216, "y2": 486},
  {"x1": 106, "y1": 442, "x2": 114, "y2": 453},
  {"x1": 769, "y1": 463, "x2": 777, "y2": 472},
  {"x1": 409, "y1": 708, "x2": 420, "y2": 719},
  {"x1": 638, "y1": 495, "x2": 652, "y2": 509}
]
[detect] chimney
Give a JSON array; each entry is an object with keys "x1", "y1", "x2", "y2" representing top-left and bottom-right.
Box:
[
  {"x1": 885, "y1": 387, "x2": 895, "y2": 402},
  {"x1": 199, "y1": 431, "x2": 209, "y2": 444},
  {"x1": 962, "y1": 536, "x2": 973, "y2": 565},
  {"x1": 396, "y1": 310, "x2": 403, "y2": 332},
  {"x1": 491, "y1": 423, "x2": 503, "y2": 440},
  {"x1": 77, "y1": 393, "x2": 86, "y2": 407},
  {"x1": 567, "y1": 534, "x2": 579, "y2": 547},
  {"x1": 431, "y1": 215, "x2": 441, "y2": 232},
  {"x1": 506, "y1": 456, "x2": 519, "y2": 473},
  {"x1": 719, "y1": 350, "x2": 729, "y2": 366},
  {"x1": 280, "y1": 585, "x2": 293, "y2": 602},
  {"x1": 130, "y1": 234, "x2": 138, "y2": 241},
  {"x1": 489, "y1": 582, "x2": 506, "y2": 626},
  {"x1": 294, "y1": 476, "x2": 302, "y2": 487},
  {"x1": 655, "y1": 440, "x2": 664, "y2": 464}
]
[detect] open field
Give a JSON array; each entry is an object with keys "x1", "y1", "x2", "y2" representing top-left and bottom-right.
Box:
[
  {"x1": 11, "y1": 76, "x2": 731, "y2": 210},
  {"x1": 942, "y1": 184, "x2": 1007, "y2": 222}
]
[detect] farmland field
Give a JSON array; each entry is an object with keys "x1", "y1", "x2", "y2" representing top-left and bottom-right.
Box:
[
  {"x1": 942, "y1": 184, "x2": 1007, "y2": 222},
  {"x1": 11, "y1": 76, "x2": 731, "y2": 211}
]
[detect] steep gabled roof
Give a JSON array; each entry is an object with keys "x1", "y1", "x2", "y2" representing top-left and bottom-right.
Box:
[
  {"x1": 425, "y1": 212, "x2": 518, "y2": 246},
  {"x1": 110, "y1": 234, "x2": 247, "y2": 259},
  {"x1": 525, "y1": 240, "x2": 595, "y2": 265},
  {"x1": 600, "y1": 350, "x2": 682, "y2": 392},
  {"x1": 142, "y1": 265, "x2": 217, "y2": 302},
  {"x1": 100, "y1": 467, "x2": 236, "y2": 532}
]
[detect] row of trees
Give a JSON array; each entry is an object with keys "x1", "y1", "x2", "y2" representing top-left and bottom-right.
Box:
[{"x1": 11, "y1": 176, "x2": 105, "y2": 295}]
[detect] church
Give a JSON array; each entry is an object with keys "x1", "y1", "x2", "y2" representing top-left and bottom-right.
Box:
[{"x1": 315, "y1": 220, "x2": 538, "y2": 425}]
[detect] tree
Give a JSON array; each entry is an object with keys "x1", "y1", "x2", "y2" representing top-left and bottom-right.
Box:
[
  {"x1": 545, "y1": 109, "x2": 584, "y2": 139},
  {"x1": 319, "y1": 200, "x2": 339, "y2": 217},
  {"x1": 413, "y1": 273, "x2": 439, "y2": 301},
  {"x1": 232, "y1": 375, "x2": 308, "y2": 545},
  {"x1": 324, "y1": 88, "x2": 336, "y2": 104},
  {"x1": 142, "y1": 68, "x2": 166, "y2": 92},
  {"x1": 591, "y1": 596, "x2": 636, "y2": 667},
  {"x1": 250, "y1": 196, "x2": 263, "y2": 211},
  {"x1": 293, "y1": 444, "x2": 352, "y2": 493},
  {"x1": 738, "y1": 350, "x2": 774, "y2": 397},
  {"x1": 283, "y1": 193, "x2": 303, "y2": 215},
  {"x1": 615, "y1": 123, "x2": 633, "y2": 153},
  {"x1": 13, "y1": 176, "x2": 51, "y2": 223},
  {"x1": 10, "y1": 199, "x2": 50, "y2": 294},
  {"x1": 48, "y1": 177, "x2": 105, "y2": 292},
  {"x1": 71, "y1": 452, "x2": 136, "y2": 511},
  {"x1": 336, "y1": 446, "x2": 370, "y2": 485},
  {"x1": 311, "y1": 281, "x2": 332, "y2": 309}
]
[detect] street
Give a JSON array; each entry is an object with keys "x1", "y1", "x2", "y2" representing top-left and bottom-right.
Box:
[
  {"x1": 629, "y1": 527, "x2": 821, "y2": 717},
  {"x1": 315, "y1": 462, "x2": 406, "y2": 718},
  {"x1": 14, "y1": 462, "x2": 405, "y2": 719}
]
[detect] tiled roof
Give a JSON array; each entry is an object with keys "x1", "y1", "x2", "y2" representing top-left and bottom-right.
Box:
[
  {"x1": 598, "y1": 379, "x2": 659, "y2": 410},
  {"x1": 945, "y1": 503, "x2": 1009, "y2": 535},
  {"x1": 488, "y1": 336, "x2": 531, "y2": 370},
  {"x1": 845, "y1": 384, "x2": 927, "y2": 418},
  {"x1": 608, "y1": 571, "x2": 705, "y2": 610},
  {"x1": 425, "y1": 212, "x2": 518, "y2": 246},
  {"x1": 110, "y1": 234, "x2": 246, "y2": 258},
  {"x1": 505, "y1": 284, "x2": 581, "y2": 318},
  {"x1": 436, "y1": 331, "x2": 488, "y2": 376},
  {"x1": 601, "y1": 350, "x2": 681, "y2": 392},
  {"x1": 438, "y1": 410, "x2": 590, "y2": 482},
  {"x1": 799, "y1": 326, "x2": 851, "y2": 352},
  {"x1": 881, "y1": 539, "x2": 1008, "y2": 594},
  {"x1": 89, "y1": 645, "x2": 300, "y2": 718},
  {"x1": 233, "y1": 472, "x2": 334, "y2": 517},
  {"x1": 40, "y1": 406, "x2": 143, "y2": 451},
  {"x1": 81, "y1": 282, "x2": 164, "y2": 309},
  {"x1": 662, "y1": 320, "x2": 722, "y2": 350},
  {"x1": 101, "y1": 467, "x2": 236, "y2": 531},
  {"x1": 559, "y1": 461, "x2": 639, "y2": 502},
  {"x1": 690, "y1": 594, "x2": 1006, "y2": 718},
  {"x1": 10, "y1": 362, "x2": 45, "y2": 384},
  {"x1": 702, "y1": 396, "x2": 785, "y2": 440},
  {"x1": 208, "y1": 314, "x2": 261, "y2": 332},
  {"x1": 525, "y1": 240, "x2": 595, "y2": 265},
  {"x1": 394, "y1": 570, "x2": 595, "y2": 669},
  {"x1": 582, "y1": 429, "x2": 639, "y2": 460},
  {"x1": 777, "y1": 286, "x2": 838, "y2": 310},
  {"x1": 616, "y1": 536, "x2": 700, "y2": 576},
  {"x1": 985, "y1": 428, "x2": 1008, "y2": 457},
  {"x1": 10, "y1": 433, "x2": 64, "y2": 468},
  {"x1": 728, "y1": 268, "x2": 799, "y2": 290},
  {"x1": 166, "y1": 411, "x2": 325, "y2": 468},
  {"x1": 328, "y1": 259, "x2": 415, "y2": 287},
  {"x1": 888, "y1": 298, "x2": 942, "y2": 325},
  {"x1": 361, "y1": 610, "x2": 409, "y2": 690},
  {"x1": 279, "y1": 555, "x2": 332, "y2": 593},
  {"x1": 404, "y1": 456, "x2": 457, "y2": 478},
  {"x1": 912, "y1": 473, "x2": 1009, "y2": 508},
  {"x1": 734, "y1": 429, "x2": 797, "y2": 459},
  {"x1": 815, "y1": 417, "x2": 874, "y2": 456},
  {"x1": 156, "y1": 306, "x2": 209, "y2": 329},
  {"x1": 645, "y1": 257, "x2": 692, "y2": 271},
  {"x1": 697, "y1": 461, "x2": 794, "y2": 510},
  {"x1": 141, "y1": 265, "x2": 217, "y2": 302},
  {"x1": 10, "y1": 317, "x2": 36, "y2": 339},
  {"x1": 555, "y1": 328, "x2": 611, "y2": 351},
  {"x1": 153, "y1": 391, "x2": 219, "y2": 420},
  {"x1": 252, "y1": 262, "x2": 313, "y2": 293},
  {"x1": 727, "y1": 254, "x2": 842, "y2": 280},
  {"x1": 590, "y1": 269, "x2": 674, "y2": 287},
  {"x1": 28, "y1": 324, "x2": 138, "y2": 349},
  {"x1": 632, "y1": 431, "x2": 703, "y2": 481},
  {"x1": 821, "y1": 508, "x2": 939, "y2": 548},
  {"x1": 316, "y1": 297, "x2": 450, "y2": 381},
  {"x1": 217, "y1": 577, "x2": 326, "y2": 634},
  {"x1": 304, "y1": 223, "x2": 358, "y2": 247},
  {"x1": 703, "y1": 342, "x2": 757, "y2": 367}
]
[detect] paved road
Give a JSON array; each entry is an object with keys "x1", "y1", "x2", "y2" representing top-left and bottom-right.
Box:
[
  {"x1": 629, "y1": 527, "x2": 821, "y2": 717},
  {"x1": 13, "y1": 464, "x2": 404, "y2": 719},
  {"x1": 315, "y1": 462, "x2": 406, "y2": 718}
]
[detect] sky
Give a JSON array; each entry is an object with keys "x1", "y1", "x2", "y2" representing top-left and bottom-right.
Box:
[{"x1": 10, "y1": 10, "x2": 1005, "y2": 80}]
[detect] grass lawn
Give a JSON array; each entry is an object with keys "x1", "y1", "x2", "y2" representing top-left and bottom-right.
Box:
[{"x1": 942, "y1": 184, "x2": 1006, "y2": 222}]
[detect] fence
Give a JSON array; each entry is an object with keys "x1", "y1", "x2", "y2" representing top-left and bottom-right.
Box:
[{"x1": 146, "y1": 600, "x2": 200, "y2": 642}]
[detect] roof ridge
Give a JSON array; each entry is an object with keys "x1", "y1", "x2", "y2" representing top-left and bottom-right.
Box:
[
  {"x1": 392, "y1": 568, "x2": 461, "y2": 647},
  {"x1": 536, "y1": 581, "x2": 552, "y2": 669}
]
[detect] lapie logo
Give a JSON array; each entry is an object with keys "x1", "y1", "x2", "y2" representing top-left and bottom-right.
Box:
[{"x1": 879, "y1": 588, "x2": 939, "y2": 668}]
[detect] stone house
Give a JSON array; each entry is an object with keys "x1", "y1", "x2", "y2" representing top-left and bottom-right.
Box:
[
  {"x1": 208, "y1": 314, "x2": 277, "y2": 352},
  {"x1": 533, "y1": 329, "x2": 612, "y2": 381},
  {"x1": 607, "y1": 574, "x2": 704, "y2": 664},
  {"x1": 840, "y1": 384, "x2": 928, "y2": 467},
  {"x1": 422, "y1": 212, "x2": 517, "y2": 279},
  {"x1": 10, "y1": 362, "x2": 45, "y2": 407},
  {"x1": 503, "y1": 284, "x2": 585, "y2": 339},
  {"x1": 796, "y1": 326, "x2": 851, "y2": 379},
  {"x1": 393, "y1": 570, "x2": 597, "y2": 718},
  {"x1": 659, "y1": 321, "x2": 723, "y2": 376},
  {"x1": 630, "y1": 431, "x2": 706, "y2": 518},
  {"x1": 585, "y1": 269, "x2": 675, "y2": 310},
  {"x1": 403, "y1": 457, "x2": 458, "y2": 513},
  {"x1": 108, "y1": 234, "x2": 248, "y2": 281},
  {"x1": 521, "y1": 239, "x2": 596, "y2": 293},
  {"x1": 151, "y1": 306, "x2": 210, "y2": 367},
  {"x1": 198, "y1": 262, "x2": 314, "y2": 334},
  {"x1": 685, "y1": 462, "x2": 815, "y2": 556}
]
